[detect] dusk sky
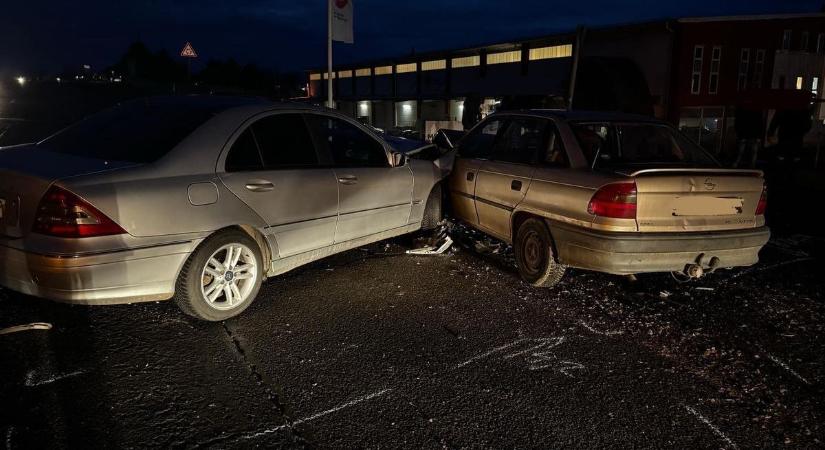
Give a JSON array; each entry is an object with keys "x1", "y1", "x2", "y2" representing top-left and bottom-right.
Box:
[{"x1": 0, "y1": 0, "x2": 820, "y2": 75}]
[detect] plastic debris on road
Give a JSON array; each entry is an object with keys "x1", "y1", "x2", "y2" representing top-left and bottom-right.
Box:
[
  {"x1": 407, "y1": 236, "x2": 454, "y2": 255},
  {"x1": 0, "y1": 322, "x2": 53, "y2": 336}
]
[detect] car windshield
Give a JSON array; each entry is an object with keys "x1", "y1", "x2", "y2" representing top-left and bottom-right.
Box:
[
  {"x1": 37, "y1": 99, "x2": 223, "y2": 163},
  {"x1": 571, "y1": 122, "x2": 719, "y2": 169}
]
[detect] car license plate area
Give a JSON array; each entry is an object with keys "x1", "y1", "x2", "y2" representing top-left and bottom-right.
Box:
[{"x1": 672, "y1": 196, "x2": 743, "y2": 216}]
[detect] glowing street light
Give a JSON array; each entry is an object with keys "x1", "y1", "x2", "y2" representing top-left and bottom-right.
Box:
[{"x1": 15, "y1": 76, "x2": 26, "y2": 86}]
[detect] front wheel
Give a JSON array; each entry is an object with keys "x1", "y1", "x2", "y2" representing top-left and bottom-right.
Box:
[
  {"x1": 174, "y1": 230, "x2": 263, "y2": 321},
  {"x1": 514, "y1": 218, "x2": 565, "y2": 287}
]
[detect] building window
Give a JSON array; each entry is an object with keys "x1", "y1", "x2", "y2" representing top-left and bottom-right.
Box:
[
  {"x1": 753, "y1": 49, "x2": 765, "y2": 88},
  {"x1": 708, "y1": 46, "x2": 721, "y2": 94},
  {"x1": 796, "y1": 76, "x2": 804, "y2": 90},
  {"x1": 782, "y1": 30, "x2": 792, "y2": 50},
  {"x1": 309, "y1": 73, "x2": 321, "y2": 81},
  {"x1": 323, "y1": 72, "x2": 336, "y2": 80},
  {"x1": 801, "y1": 31, "x2": 810, "y2": 52},
  {"x1": 374, "y1": 65, "x2": 392, "y2": 76},
  {"x1": 818, "y1": 33, "x2": 825, "y2": 53},
  {"x1": 528, "y1": 44, "x2": 573, "y2": 60},
  {"x1": 487, "y1": 50, "x2": 522, "y2": 65},
  {"x1": 452, "y1": 55, "x2": 480, "y2": 68},
  {"x1": 813, "y1": 77, "x2": 820, "y2": 96},
  {"x1": 691, "y1": 45, "x2": 704, "y2": 95},
  {"x1": 738, "y1": 48, "x2": 750, "y2": 91},
  {"x1": 338, "y1": 70, "x2": 353, "y2": 79},
  {"x1": 395, "y1": 63, "x2": 417, "y2": 74},
  {"x1": 421, "y1": 59, "x2": 446, "y2": 71},
  {"x1": 355, "y1": 68, "x2": 371, "y2": 77}
]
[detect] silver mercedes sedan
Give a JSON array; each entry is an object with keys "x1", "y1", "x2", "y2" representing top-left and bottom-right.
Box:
[{"x1": 0, "y1": 96, "x2": 447, "y2": 321}]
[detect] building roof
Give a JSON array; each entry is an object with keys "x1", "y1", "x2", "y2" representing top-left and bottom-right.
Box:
[{"x1": 496, "y1": 109, "x2": 663, "y2": 123}]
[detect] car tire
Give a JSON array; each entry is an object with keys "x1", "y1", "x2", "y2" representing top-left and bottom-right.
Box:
[
  {"x1": 514, "y1": 218, "x2": 565, "y2": 287},
  {"x1": 174, "y1": 230, "x2": 264, "y2": 321},
  {"x1": 421, "y1": 184, "x2": 443, "y2": 231}
]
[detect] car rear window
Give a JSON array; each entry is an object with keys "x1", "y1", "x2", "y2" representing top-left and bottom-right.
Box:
[
  {"x1": 571, "y1": 122, "x2": 719, "y2": 169},
  {"x1": 37, "y1": 99, "x2": 222, "y2": 163}
]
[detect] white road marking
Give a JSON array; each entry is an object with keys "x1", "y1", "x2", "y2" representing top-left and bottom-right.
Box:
[
  {"x1": 0, "y1": 323, "x2": 52, "y2": 336},
  {"x1": 24, "y1": 370, "x2": 85, "y2": 387},
  {"x1": 241, "y1": 389, "x2": 393, "y2": 441},
  {"x1": 766, "y1": 354, "x2": 811, "y2": 386},
  {"x1": 684, "y1": 405, "x2": 738, "y2": 449},
  {"x1": 578, "y1": 320, "x2": 624, "y2": 336},
  {"x1": 452, "y1": 339, "x2": 528, "y2": 369}
]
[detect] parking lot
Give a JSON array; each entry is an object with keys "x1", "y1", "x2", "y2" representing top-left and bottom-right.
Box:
[{"x1": 0, "y1": 223, "x2": 823, "y2": 448}]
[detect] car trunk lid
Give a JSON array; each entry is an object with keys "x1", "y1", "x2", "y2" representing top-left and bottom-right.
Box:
[
  {"x1": 0, "y1": 144, "x2": 137, "y2": 238},
  {"x1": 628, "y1": 168, "x2": 765, "y2": 232}
]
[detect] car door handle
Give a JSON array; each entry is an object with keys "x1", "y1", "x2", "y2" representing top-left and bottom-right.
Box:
[
  {"x1": 466, "y1": 172, "x2": 475, "y2": 181},
  {"x1": 511, "y1": 180, "x2": 523, "y2": 191},
  {"x1": 244, "y1": 180, "x2": 275, "y2": 192},
  {"x1": 338, "y1": 175, "x2": 358, "y2": 185}
]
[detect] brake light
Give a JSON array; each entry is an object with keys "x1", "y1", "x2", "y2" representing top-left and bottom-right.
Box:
[
  {"x1": 33, "y1": 186, "x2": 126, "y2": 238},
  {"x1": 755, "y1": 185, "x2": 767, "y2": 215},
  {"x1": 588, "y1": 182, "x2": 637, "y2": 219}
]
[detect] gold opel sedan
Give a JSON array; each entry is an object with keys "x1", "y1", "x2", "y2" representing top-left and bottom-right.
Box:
[{"x1": 442, "y1": 110, "x2": 769, "y2": 286}]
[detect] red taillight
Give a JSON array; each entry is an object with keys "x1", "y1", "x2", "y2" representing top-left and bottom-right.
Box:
[
  {"x1": 32, "y1": 186, "x2": 126, "y2": 238},
  {"x1": 755, "y1": 185, "x2": 767, "y2": 215},
  {"x1": 588, "y1": 182, "x2": 638, "y2": 219}
]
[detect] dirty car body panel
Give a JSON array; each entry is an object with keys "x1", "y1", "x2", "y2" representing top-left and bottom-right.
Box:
[
  {"x1": 0, "y1": 96, "x2": 444, "y2": 305},
  {"x1": 447, "y1": 110, "x2": 770, "y2": 276}
]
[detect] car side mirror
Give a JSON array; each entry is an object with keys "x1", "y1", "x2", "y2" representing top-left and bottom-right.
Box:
[
  {"x1": 433, "y1": 130, "x2": 455, "y2": 150},
  {"x1": 392, "y1": 152, "x2": 407, "y2": 167}
]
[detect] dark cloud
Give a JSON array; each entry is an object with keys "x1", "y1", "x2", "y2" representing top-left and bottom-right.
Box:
[{"x1": 0, "y1": 0, "x2": 818, "y2": 75}]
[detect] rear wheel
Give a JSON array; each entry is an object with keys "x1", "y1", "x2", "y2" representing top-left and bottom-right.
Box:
[
  {"x1": 514, "y1": 218, "x2": 565, "y2": 287},
  {"x1": 174, "y1": 230, "x2": 263, "y2": 321}
]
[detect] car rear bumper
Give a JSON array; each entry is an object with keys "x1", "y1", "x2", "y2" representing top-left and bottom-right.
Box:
[
  {"x1": 0, "y1": 242, "x2": 192, "y2": 305},
  {"x1": 550, "y1": 221, "x2": 770, "y2": 275}
]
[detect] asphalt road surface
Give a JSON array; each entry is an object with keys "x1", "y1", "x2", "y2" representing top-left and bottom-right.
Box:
[{"x1": 1, "y1": 224, "x2": 824, "y2": 449}]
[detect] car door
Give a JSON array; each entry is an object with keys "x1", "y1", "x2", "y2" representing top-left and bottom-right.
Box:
[
  {"x1": 448, "y1": 118, "x2": 506, "y2": 227},
  {"x1": 219, "y1": 112, "x2": 339, "y2": 258},
  {"x1": 304, "y1": 113, "x2": 413, "y2": 243},
  {"x1": 474, "y1": 117, "x2": 548, "y2": 241}
]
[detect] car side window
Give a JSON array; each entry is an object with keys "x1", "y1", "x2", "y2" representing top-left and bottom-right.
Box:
[
  {"x1": 542, "y1": 123, "x2": 569, "y2": 167},
  {"x1": 252, "y1": 114, "x2": 319, "y2": 168},
  {"x1": 225, "y1": 128, "x2": 264, "y2": 172},
  {"x1": 459, "y1": 118, "x2": 504, "y2": 159},
  {"x1": 571, "y1": 123, "x2": 614, "y2": 167},
  {"x1": 490, "y1": 118, "x2": 548, "y2": 164},
  {"x1": 305, "y1": 115, "x2": 388, "y2": 167}
]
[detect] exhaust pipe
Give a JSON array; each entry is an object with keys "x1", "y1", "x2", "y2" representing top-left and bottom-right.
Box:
[{"x1": 685, "y1": 264, "x2": 704, "y2": 279}]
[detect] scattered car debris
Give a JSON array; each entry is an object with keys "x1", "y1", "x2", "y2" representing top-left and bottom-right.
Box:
[
  {"x1": 407, "y1": 236, "x2": 454, "y2": 255},
  {"x1": 659, "y1": 290, "x2": 672, "y2": 299},
  {"x1": 0, "y1": 322, "x2": 53, "y2": 336}
]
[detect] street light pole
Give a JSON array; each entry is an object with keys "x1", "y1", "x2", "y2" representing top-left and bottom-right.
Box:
[{"x1": 327, "y1": 1, "x2": 334, "y2": 109}]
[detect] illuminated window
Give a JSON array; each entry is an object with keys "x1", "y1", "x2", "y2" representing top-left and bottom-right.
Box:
[
  {"x1": 374, "y1": 65, "x2": 392, "y2": 76},
  {"x1": 338, "y1": 70, "x2": 353, "y2": 78},
  {"x1": 691, "y1": 46, "x2": 703, "y2": 95},
  {"x1": 487, "y1": 50, "x2": 521, "y2": 65},
  {"x1": 323, "y1": 72, "x2": 336, "y2": 80},
  {"x1": 708, "y1": 46, "x2": 721, "y2": 94},
  {"x1": 813, "y1": 77, "x2": 819, "y2": 96},
  {"x1": 796, "y1": 76, "x2": 804, "y2": 90},
  {"x1": 451, "y1": 55, "x2": 480, "y2": 68},
  {"x1": 528, "y1": 44, "x2": 573, "y2": 60},
  {"x1": 395, "y1": 63, "x2": 417, "y2": 74},
  {"x1": 309, "y1": 73, "x2": 321, "y2": 81},
  {"x1": 421, "y1": 59, "x2": 446, "y2": 71},
  {"x1": 355, "y1": 68, "x2": 371, "y2": 77}
]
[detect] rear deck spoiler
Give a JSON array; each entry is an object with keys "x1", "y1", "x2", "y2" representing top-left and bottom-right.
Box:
[{"x1": 622, "y1": 168, "x2": 764, "y2": 178}]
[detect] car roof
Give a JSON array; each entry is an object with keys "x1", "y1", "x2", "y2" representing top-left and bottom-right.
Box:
[
  {"x1": 119, "y1": 95, "x2": 337, "y2": 115},
  {"x1": 493, "y1": 109, "x2": 664, "y2": 123}
]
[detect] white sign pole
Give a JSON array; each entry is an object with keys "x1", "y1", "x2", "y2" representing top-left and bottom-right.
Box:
[{"x1": 327, "y1": 0, "x2": 334, "y2": 109}]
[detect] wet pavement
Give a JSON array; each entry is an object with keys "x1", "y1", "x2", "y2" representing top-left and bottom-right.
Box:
[{"x1": 1, "y1": 224, "x2": 824, "y2": 449}]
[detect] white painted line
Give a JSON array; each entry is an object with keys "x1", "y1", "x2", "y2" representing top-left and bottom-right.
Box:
[
  {"x1": 684, "y1": 405, "x2": 738, "y2": 449},
  {"x1": 241, "y1": 388, "x2": 393, "y2": 441},
  {"x1": 578, "y1": 320, "x2": 624, "y2": 336},
  {"x1": 0, "y1": 323, "x2": 52, "y2": 336},
  {"x1": 452, "y1": 339, "x2": 527, "y2": 369},
  {"x1": 766, "y1": 354, "x2": 811, "y2": 386},
  {"x1": 24, "y1": 370, "x2": 85, "y2": 387}
]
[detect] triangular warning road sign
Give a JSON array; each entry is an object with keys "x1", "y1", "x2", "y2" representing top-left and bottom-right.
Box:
[{"x1": 180, "y1": 42, "x2": 198, "y2": 58}]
